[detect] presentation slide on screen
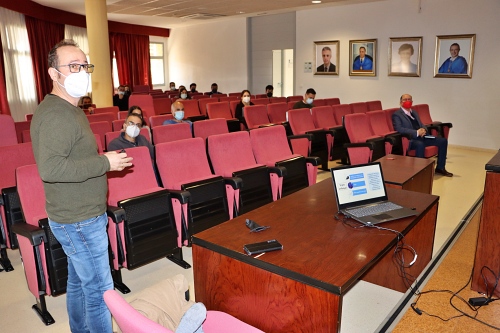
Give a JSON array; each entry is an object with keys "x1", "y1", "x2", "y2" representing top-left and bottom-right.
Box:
[{"x1": 334, "y1": 165, "x2": 385, "y2": 204}]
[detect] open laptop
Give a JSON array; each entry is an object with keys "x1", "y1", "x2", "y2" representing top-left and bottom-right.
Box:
[{"x1": 331, "y1": 162, "x2": 417, "y2": 225}]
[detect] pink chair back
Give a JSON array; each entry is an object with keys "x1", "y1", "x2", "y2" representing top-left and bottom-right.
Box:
[
  {"x1": 269, "y1": 97, "x2": 287, "y2": 104},
  {"x1": 150, "y1": 114, "x2": 174, "y2": 128},
  {"x1": 324, "y1": 98, "x2": 341, "y2": 106},
  {"x1": 366, "y1": 100, "x2": 383, "y2": 111},
  {"x1": 267, "y1": 103, "x2": 288, "y2": 123},
  {"x1": 93, "y1": 106, "x2": 119, "y2": 118},
  {"x1": 193, "y1": 119, "x2": 229, "y2": 140},
  {"x1": 89, "y1": 121, "x2": 112, "y2": 147},
  {"x1": 287, "y1": 95, "x2": 302, "y2": 103},
  {"x1": 349, "y1": 102, "x2": 368, "y2": 114},
  {"x1": 152, "y1": 97, "x2": 172, "y2": 115},
  {"x1": 207, "y1": 102, "x2": 233, "y2": 120},
  {"x1": 14, "y1": 120, "x2": 31, "y2": 146},
  {"x1": 152, "y1": 123, "x2": 192, "y2": 144},
  {"x1": 288, "y1": 109, "x2": 318, "y2": 134},
  {"x1": 252, "y1": 98, "x2": 270, "y2": 106},
  {"x1": 129, "y1": 94, "x2": 155, "y2": 116},
  {"x1": 332, "y1": 104, "x2": 352, "y2": 125},
  {"x1": 243, "y1": 105, "x2": 271, "y2": 129},
  {"x1": 311, "y1": 106, "x2": 338, "y2": 129},
  {"x1": 180, "y1": 100, "x2": 202, "y2": 118}
]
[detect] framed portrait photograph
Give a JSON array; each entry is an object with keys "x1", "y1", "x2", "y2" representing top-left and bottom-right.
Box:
[
  {"x1": 388, "y1": 37, "x2": 422, "y2": 77},
  {"x1": 434, "y1": 34, "x2": 476, "y2": 78},
  {"x1": 314, "y1": 41, "x2": 339, "y2": 75},
  {"x1": 349, "y1": 39, "x2": 376, "y2": 76}
]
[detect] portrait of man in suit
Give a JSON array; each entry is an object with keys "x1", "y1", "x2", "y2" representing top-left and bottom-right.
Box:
[
  {"x1": 349, "y1": 39, "x2": 376, "y2": 76},
  {"x1": 314, "y1": 41, "x2": 339, "y2": 75},
  {"x1": 434, "y1": 34, "x2": 475, "y2": 78}
]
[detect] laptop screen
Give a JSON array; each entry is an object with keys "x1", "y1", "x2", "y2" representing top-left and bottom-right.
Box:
[{"x1": 331, "y1": 162, "x2": 388, "y2": 210}]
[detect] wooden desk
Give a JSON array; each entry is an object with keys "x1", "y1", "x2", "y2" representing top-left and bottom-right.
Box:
[
  {"x1": 193, "y1": 180, "x2": 438, "y2": 333},
  {"x1": 376, "y1": 154, "x2": 435, "y2": 194},
  {"x1": 472, "y1": 151, "x2": 500, "y2": 298}
]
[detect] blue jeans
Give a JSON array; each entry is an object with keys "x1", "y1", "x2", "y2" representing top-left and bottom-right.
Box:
[{"x1": 49, "y1": 213, "x2": 113, "y2": 333}]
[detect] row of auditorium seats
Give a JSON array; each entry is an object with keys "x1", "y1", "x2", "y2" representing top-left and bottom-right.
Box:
[{"x1": 4, "y1": 125, "x2": 319, "y2": 324}]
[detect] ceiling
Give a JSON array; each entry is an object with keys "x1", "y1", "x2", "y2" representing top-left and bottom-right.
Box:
[{"x1": 32, "y1": 0, "x2": 379, "y2": 29}]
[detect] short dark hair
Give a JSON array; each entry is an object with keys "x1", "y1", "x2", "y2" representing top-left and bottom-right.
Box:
[
  {"x1": 211, "y1": 83, "x2": 218, "y2": 87},
  {"x1": 450, "y1": 43, "x2": 460, "y2": 50},
  {"x1": 127, "y1": 105, "x2": 146, "y2": 126},
  {"x1": 306, "y1": 88, "x2": 316, "y2": 95},
  {"x1": 190, "y1": 83, "x2": 196, "y2": 88},
  {"x1": 48, "y1": 39, "x2": 79, "y2": 68},
  {"x1": 266, "y1": 85, "x2": 274, "y2": 91}
]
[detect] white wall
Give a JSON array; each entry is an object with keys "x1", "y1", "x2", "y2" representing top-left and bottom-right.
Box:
[
  {"x1": 249, "y1": 12, "x2": 296, "y2": 95},
  {"x1": 295, "y1": 0, "x2": 500, "y2": 149},
  {"x1": 167, "y1": 18, "x2": 248, "y2": 94}
]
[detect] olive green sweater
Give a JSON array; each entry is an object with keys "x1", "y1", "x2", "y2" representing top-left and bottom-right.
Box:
[{"x1": 31, "y1": 94, "x2": 110, "y2": 223}]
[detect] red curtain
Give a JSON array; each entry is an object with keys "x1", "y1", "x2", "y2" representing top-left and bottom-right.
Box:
[
  {"x1": 25, "y1": 16, "x2": 64, "y2": 103},
  {"x1": 110, "y1": 32, "x2": 152, "y2": 88},
  {"x1": 0, "y1": 30, "x2": 11, "y2": 115}
]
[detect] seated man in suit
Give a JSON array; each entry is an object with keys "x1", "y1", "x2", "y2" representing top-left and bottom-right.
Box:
[
  {"x1": 392, "y1": 94, "x2": 453, "y2": 177},
  {"x1": 317, "y1": 46, "x2": 336, "y2": 72},
  {"x1": 293, "y1": 88, "x2": 316, "y2": 109},
  {"x1": 108, "y1": 113, "x2": 154, "y2": 159}
]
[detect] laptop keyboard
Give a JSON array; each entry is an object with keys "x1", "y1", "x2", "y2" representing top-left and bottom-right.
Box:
[{"x1": 345, "y1": 202, "x2": 402, "y2": 218}]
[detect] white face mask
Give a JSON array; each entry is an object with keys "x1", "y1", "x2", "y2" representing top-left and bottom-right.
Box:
[
  {"x1": 242, "y1": 96, "x2": 250, "y2": 103},
  {"x1": 118, "y1": 91, "x2": 125, "y2": 95},
  {"x1": 125, "y1": 124, "x2": 140, "y2": 138},
  {"x1": 170, "y1": 86, "x2": 176, "y2": 90},
  {"x1": 306, "y1": 98, "x2": 314, "y2": 104},
  {"x1": 181, "y1": 93, "x2": 188, "y2": 99},
  {"x1": 174, "y1": 111, "x2": 184, "y2": 120},
  {"x1": 55, "y1": 69, "x2": 89, "y2": 98}
]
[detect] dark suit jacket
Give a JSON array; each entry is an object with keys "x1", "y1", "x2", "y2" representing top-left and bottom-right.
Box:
[
  {"x1": 392, "y1": 108, "x2": 427, "y2": 140},
  {"x1": 317, "y1": 63, "x2": 336, "y2": 72}
]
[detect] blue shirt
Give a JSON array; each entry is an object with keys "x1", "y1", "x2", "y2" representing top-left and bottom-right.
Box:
[
  {"x1": 163, "y1": 119, "x2": 193, "y2": 130},
  {"x1": 353, "y1": 56, "x2": 373, "y2": 70},
  {"x1": 438, "y1": 56, "x2": 468, "y2": 74}
]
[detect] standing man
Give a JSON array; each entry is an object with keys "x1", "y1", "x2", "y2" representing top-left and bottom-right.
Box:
[
  {"x1": 392, "y1": 94, "x2": 453, "y2": 177},
  {"x1": 438, "y1": 43, "x2": 468, "y2": 74},
  {"x1": 353, "y1": 46, "x2": 373, "y2": 70},
  {"x1": 30, "y1": 39, "x2": 133, "y2": 333},
  {"x1": 317, "y1": 47, "x2": 336, "y2": 72},
  {"x1": 293, "y1": 88, "x2": 316, "y2": 109}
]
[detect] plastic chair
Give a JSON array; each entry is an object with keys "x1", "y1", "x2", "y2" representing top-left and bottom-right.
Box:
[
  {"x1": 287, "y1": 109, "x2": 334, "y2": 170},
  {"x1": 0, "y1": 115, "x2": 19, "y2": 146},
  {"x1": 208, "y1": 131, "x2": 275, "y2": 217},
  {"x1": 152, "y1": 123, "x2": 192, "y2": 145},
  {"x1": 106, "y1": 147, "x2": 190, "y2": 293},
  {"x1": 243, "y1": 105, "x2": 273, "y2": 129},
  {"x1": 193, "y1": 119, "x2": 229, "y2": 141},
  {"x1": 14, "y1": 120, "x2": 31, "y2": 145},
  {"x1": 93, "y1": 106, "x2": 119, "y2": 118},
  {"x1": 413, "y1": 104, "x2": 453, "y2": 139},
  {"x1": 152, "y1": 97, "x2": 172, "y2": 115},
  {"x1": 156, "y1": 138, "x2": 230, "y2": 246},
  {"x1": 89, "y1": 121, "x2": 113, "y2": 149},
  {"x1": 11, "y1": 164, "x2": 66, "y2": 325},
  {"x1": 0, "y1": 143, "x2": 35, "y2": 272},
  {"x1": 206, "y1": 102, "x2": 240, "y2": 132},
  {"x1": 366, "y1": 100, "x2": 383, "y2": 111},
  {"x1": 104, "y1": 289, "x2": 264, "y2": 333},
  {"x1": 343, "y1": 113, "x2": 388, "y2": 165},
  {"x1": 349, "y1": 102, "x2": 369, "y2": 114},
  {"x1": 150, "y1": 114, "x2": 174, "y2": 128},
  {"x1": 249, "y1": 125, "x2": 319, "y2": 199}
]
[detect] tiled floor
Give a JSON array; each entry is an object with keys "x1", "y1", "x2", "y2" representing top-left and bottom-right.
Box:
[{"x1": 0, "y1": 146, "x2": 495, "y2": 332}]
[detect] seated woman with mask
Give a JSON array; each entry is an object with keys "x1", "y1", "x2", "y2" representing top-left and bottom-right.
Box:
[
  {"x1": 234, "y1": 89, "x2": 254, "y2": 128},
  {"x1": 176, "y1": 87, "x2": 191, "y2": 101},
  {"x1": 163, "y1": 101, "x2": 193, "y2": 130}
]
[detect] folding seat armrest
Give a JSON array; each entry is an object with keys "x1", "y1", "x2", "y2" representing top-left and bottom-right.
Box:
[
  {"x1": 305, "y1": 156, "x2": 321, "y2": 166},
  {"x1": 305, "y1": 129, "x2": 335, "y2": 137},
  {"x1": 224, "y1": 177, "x2": 243, "y2": 189},
  {"x1": 269, "y1": 166, "x2": 287, "y2": 177},
  {"x1": 257, "y1": 124, "x2": 275, "y2": 128},
  {"x1": 383, "y1": 136, "x2": 397, "y2": 145},
  {"x1": 107, "y1": 206, "x2": 126, "y2": 223},
  {"x1": 168, "y1": 190, "x2": 191, "y2": 204},
  {"x1": 440, "y1": 122, "x2": 452, "y2": 128},
  {"x1": 11, "y1": 222, "x2": 46, "y2": 246},
  {"x1": 425, "y1": 124, "x2": 441, "y2": 133},
  {"x1": 343, "y1": 142, "x2": 376, "y2": 150}
]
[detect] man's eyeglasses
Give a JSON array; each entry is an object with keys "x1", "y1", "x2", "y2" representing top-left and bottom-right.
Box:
[
  {"x1": 58, "y1": 63, "x2": 95, "y2": 73},
  {"x1": 127, "y1": 121, "x2": 142, "y2": 128}
]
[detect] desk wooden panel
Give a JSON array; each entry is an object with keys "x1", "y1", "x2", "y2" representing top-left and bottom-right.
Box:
[
  {"x1": 376, "y1": 154, "x2": 435, "y2": 194},
  {"x1": 193, "y1": 180, "x2": 438, "y2": 333},
  {"x1": 472, "y1": 151, "x2": 500, "y2": 297}
]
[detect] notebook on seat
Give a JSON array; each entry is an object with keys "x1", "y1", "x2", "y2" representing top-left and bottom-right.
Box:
[{"x1": 331, "y1": 162, "x2": 416, "y2": 225}]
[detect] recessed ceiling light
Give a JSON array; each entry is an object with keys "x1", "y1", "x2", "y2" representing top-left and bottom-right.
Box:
[{"x1": 312, "y1": 0, "x2": 322, "y2": 3}]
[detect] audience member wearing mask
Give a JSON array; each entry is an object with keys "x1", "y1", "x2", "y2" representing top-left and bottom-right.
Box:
[
  {"x1": 190, "y1": 83, "x2": 198, "y2": 93},
  {"x1": 177, "y1": 87, "x2": 191, "y2": 100},
  {"x1": 293, "y1": 88, "x2": 316, "y2": 109},
  {"x1": 234, "y1": 89, "x2": 254, "y2": 128},
  {"x1": 207, "y1": 83, "x2": 222, "y2": 96},
  {"x1": 123, "y1": 85, "x2": 131, "y2": 95},
  {"x1": 107, "y1": 112, "x2": 154, "y2": 159},
  {"x1": 113, "y1": 85, "x2": 129, "y2": 111},
  {"x1": 265, "y1": 85, "x2": 274, "y2": 98},
  {"x1": 163, "y1": 101, "x2": 193, "y2": 130},
  {"x1": 169, "y1": 82, "x2": 177, "y2": 91},
  {"x1": 78, "y1": 95, "x2": 94, "y2": 113}
]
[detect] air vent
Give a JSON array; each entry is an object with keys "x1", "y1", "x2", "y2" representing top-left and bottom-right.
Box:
[{"x1": 180, "y1": 13, "x2": 225, "y2": 19}]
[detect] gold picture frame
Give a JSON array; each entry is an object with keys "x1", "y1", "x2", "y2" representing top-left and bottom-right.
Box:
[
  {"x1": 314, "y1": 40, "x2": 339, "y2": 75},
  {"x1": 388, "y1": 37, "x2": 422, "y2": 77},
  {"x1": 434, "y1": 34, "x2": 475, "y2": 78},
  {"x1": 349, "y1": 39, "x2": 376, "y2": 76}
]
